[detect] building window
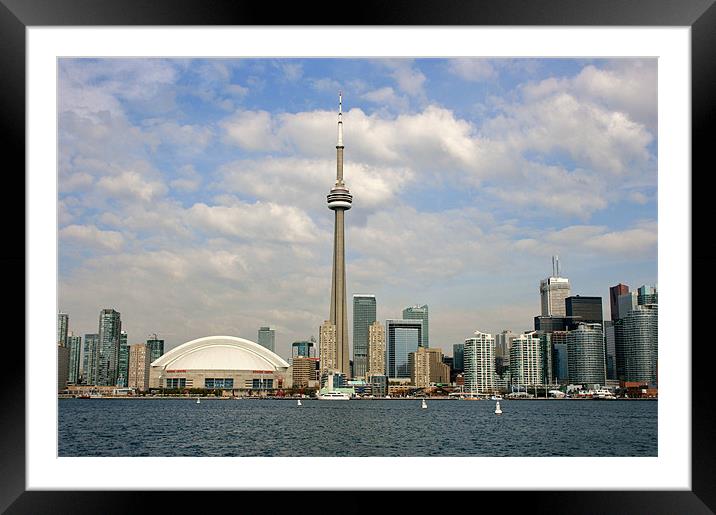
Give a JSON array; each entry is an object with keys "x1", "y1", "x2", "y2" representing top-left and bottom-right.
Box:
[
  {"x1": 205, "y1": 378, "x2": 234, "y2": 389},
  {"x1": 166, "y1": 378, "x2": 186, "y2": 389}
]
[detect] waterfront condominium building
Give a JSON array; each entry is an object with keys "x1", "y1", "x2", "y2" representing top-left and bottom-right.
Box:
[
  {"x1": 352, "y1": 294, "x2": 377, "y2": 379},
  {"x1": 510, "y1": 331, "x2": 542, "y2": 387},
  {"x1": 57, "y1": 312, "x2": 69, "y2": 347},
  {"x1": 117, "y1": 330, "x2": 129, "y2": 387},
  {"x1": 565, "y1": 295, "x2": 604, "y2": 330},
  {"x1": 464, "y1": 330, "x2": 496, "y2": 395},
  {"x1": 82, "y1": 333, "x2": 100, "y2": 385},
  {"x1": 128, "y1": 343, "x2": 151, "y2": 391},
  {"x1": 402, "y1": 305, "x2": 429, "y2": 347},
  {"x1": 67, "y1": 333, "x2": 82, "y2": 385},
  {"x1": 538, "y1": 333, "x2": 554, "y2": 386},
  {"x1": 609, "y1": 283, "x2": 630, "y2": 321},
  {"x1": 367, "y1": 320, "x2": 386, "y2": 377},
  {"x1": 409, "y1": 347, "x2": 450, "y2": 388},
  {"x1": 615, "y1": 304, "x2": 658, "y2": 384},
  {"x1": 604, "y1": 320, "x2": 616, "y2": 380},
  {"x1": 567, "y1": 323, "x2": 606, "y2": 386},
  {"x1": 97, "y1": 308, "x2": 122, "y2": 386},
  {"x1": 319, "y1": 320, "x2": 338, "y2": 374},
  {"x1": 540, "y1": 256, "x2": 571, "y2": 317},
  {"x1": 452, "y1": 343, "x2": 464, "y2": 372},
  {"x1": 386, "y1": 319, "x2": 422, "y2": 379},
  {"x1": 257, "y1": 327, "x2": 276, "y2": 353},
  {"x1": 147, "y1": 335, "x2": 165, "y2": 364}
]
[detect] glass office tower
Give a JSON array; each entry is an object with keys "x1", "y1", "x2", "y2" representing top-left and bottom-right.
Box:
[
  {"x1": 386, "y1": 319, "x2": 422, "y2": 378},
  {"x1": 352, "y1": 295, "x2": 376, "y2": 379}
]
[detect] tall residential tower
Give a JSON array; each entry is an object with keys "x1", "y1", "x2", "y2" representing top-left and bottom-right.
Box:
[{"x1": 325, "y1": 93, "x2": 353, "y2": 378}]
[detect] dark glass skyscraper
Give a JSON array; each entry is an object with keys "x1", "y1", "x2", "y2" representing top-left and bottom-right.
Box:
[
  {"x1": 147, "y1": 336, "x2": 165, "y2": 364},
  {"x1": 609, "y1": 283, "x2": 630, "y2": 321},
  {"x1": 292, "y1": 340, "x2": 314, "y2": 358},
  {"x1": 565, "y1": 296, "x2": 603, "y2": 330},
  {"x1": 257, "y1": 327, "x2": 275, "y2": 352},
  {"x1": 352, "y1": 295, "x2": 376, "y2": 379},
  {"x1": 452, "y1": 343, "x2": 464, "y2": 372},
  {"x1": 386, "y1": 319, "x2": 422, "y2": 378},
  {"x1": 637, "y1": 285, "x2": 658, "y2": 306},
  {"x1": 97, "y1": 309, "x2": 121, "y2": 386},
  {"x1": 57, "y1": 312, "x2": 69, "y2": 347},
  {"x1": 402, "y1": 305, "x2": 429, "y2": 347}
]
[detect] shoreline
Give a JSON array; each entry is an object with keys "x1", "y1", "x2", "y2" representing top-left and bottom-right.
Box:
[{"x1": 58, "y1": 395, "x2": 657, "y2": 401}]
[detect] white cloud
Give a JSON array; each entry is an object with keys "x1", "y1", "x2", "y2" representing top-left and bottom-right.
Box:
[
  {"x1": 60, "y1": 224, "x2": 125, "y2": 252},
  {"x1": 97, "y1": 170, "x2": 168, "y2": 203},
  {"x1": 448, "y1": 59, "x2": 497, "y2": 81}
]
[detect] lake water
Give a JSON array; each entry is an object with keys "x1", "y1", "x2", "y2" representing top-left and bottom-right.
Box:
[{"x1": 58, "y1": 398, "x2": 657, "y2": 457}]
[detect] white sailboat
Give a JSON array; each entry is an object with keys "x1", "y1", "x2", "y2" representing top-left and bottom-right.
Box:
[
  {"x1": 421, "y1": 398, "x2": 428, "y2": 409},
  {"x1": 495, "y1": 401, "x2": 502, "y2": 415}
]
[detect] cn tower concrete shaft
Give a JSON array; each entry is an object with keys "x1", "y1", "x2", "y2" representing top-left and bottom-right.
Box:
[{"x1": 327, "y1": 93, "x2": 352, "y2": 378}]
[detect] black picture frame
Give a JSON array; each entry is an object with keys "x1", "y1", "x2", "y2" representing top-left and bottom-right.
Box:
[{"x1": 3, "y1": 0, "x2": 713, "y2": 512}]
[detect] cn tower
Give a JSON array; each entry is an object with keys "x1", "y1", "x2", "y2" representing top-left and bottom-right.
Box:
[{"x1": 327, "y1": 92, "x2": 352, "y2": 378}]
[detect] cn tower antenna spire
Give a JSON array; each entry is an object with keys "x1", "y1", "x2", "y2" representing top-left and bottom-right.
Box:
[{"x1": 337, "y1": 91, "x2": 343, "y2": 149}]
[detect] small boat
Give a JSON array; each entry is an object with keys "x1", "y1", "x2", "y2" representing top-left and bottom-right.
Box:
[
  {"x1": 421, "y1": 399, "x2": 428, "y2": 409},
  {"x1": 297, "y1": 399, "x2": 302, "y2": 406},
  {"x1": 495, "y1": 401, "x2": 502, "y2": 415},
  {"x1": 490, "y1": 395, "x2": 503, "y2": 400},
  {"x1": 196, "y1": 398, "x2": 201, "y2": 404}
]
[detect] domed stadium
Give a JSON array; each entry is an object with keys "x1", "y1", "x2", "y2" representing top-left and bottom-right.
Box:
[{"x1": 149, "y1": 335, "x2": 290, "y2": 393}]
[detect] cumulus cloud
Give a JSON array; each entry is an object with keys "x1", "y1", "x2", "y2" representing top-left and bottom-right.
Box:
[
  {"x1": 60, "y1": 224, "x2": 125, "y2": 252},
  {"x1": 448, "y1": 58, "x2": 497, "y2": 81}
]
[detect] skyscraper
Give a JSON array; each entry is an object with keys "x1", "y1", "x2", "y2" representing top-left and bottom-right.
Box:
[
  {"x1": 352, "y1": 294, "x2": 376, "y2": 379},
  {"x1": 409, "y1": 347, "x2": 450, "y2": 388},
  {"x1": 402, "y1": 305, "x2": 429, "y2": 347},
  {"x1": 385, "y1": 319, "x2": 422, "y2": 378},
  {"x1": 147, "y1": 335, "x2": 165, "y2": 364},
  {"x1": 637, "y1": 285, "x2": 658, "y2": 306},
  {"x1": 82, "y1": 333, "x2": 99, "y2": 385},
  {"x1": 565, "y1": 295, "x2": 603, "y2": 330},
  {"x1": 257, "y1": 326, "x2": 275, "y2": 353},
  {"x1": 97, "y1": 308, "x2": 121, "y2": 386},
  {"x1": 58, "y1": 344, "x2": 69, "y2": 392},
  {"x1": 57, "y1": 312, "x2": 69, "y2": 347},
  {"x1": 464, "y1": 330, "x2": 496, "y2": 395},
  {"x1": 609, "y1": 283, "x2": 630, "y2": 321},
  {"x1": 510, "y1": 332, "x2": 542, "y2": 387},
  {"x1": 326, "y1": 93, "x2": 353, "y2": 378},
  {"x1": 367, "y1": 320, "x2": 386, "y2": 377},
  {"x1": 117, "y1": 330, "x2": 129, "y2": 387},
  {"x1": 540, "y1": 256, "x2": 571, "y2": 317},
  {"x1": 567, "y1": 323, "x2": 606, "y2": 386},
  {"x1": 452, "y1": 343, "x2": 464, "y2": 372},
  {"x1": 128, "y1": 343, "x2": 151, "y2": 391},
  {"x1": 292, "y1": 340, "x2": 314, "y2": 359},
  {"x1": 616, "y1": 304, "x2": 658, "y2": 383},
  {"x1": 67, "y1": 333, "x2": 82, "y2": 385},
  {"x1": 319, "y1": 320, "x2": 337, "y2": 374}
]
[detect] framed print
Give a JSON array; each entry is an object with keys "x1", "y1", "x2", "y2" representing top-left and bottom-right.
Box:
[{"x1": 3, "y1": 0, "x2": 714, "y2": 513}]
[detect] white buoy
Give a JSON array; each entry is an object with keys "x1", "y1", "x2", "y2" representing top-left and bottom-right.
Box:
[
  {"x1": 421, "y1": 398, "x2": 428, "y2": 409},
  {"x1": 297, "y1": 399, "x2": 302, "y2": 406},
  {"x1": 196, "y1": 398, "x2": 201, "y2": 404},
  {"x1": 495, "y1": 401, "x2": 502, "y2": 415}
]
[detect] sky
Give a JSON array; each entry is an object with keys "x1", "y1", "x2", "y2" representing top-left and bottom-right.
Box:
[{"x1": 57, "y1": 57, "x2": 658, "y2": 359}]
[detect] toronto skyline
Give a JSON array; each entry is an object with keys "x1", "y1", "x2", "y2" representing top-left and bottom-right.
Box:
[{"x1": 58, "y1": 58, "x2": 658, "y2": 356}]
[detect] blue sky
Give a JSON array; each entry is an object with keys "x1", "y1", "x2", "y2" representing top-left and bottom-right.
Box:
[{"x1": 58, "y1": 57, "x2": 657, "y2": 358}]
